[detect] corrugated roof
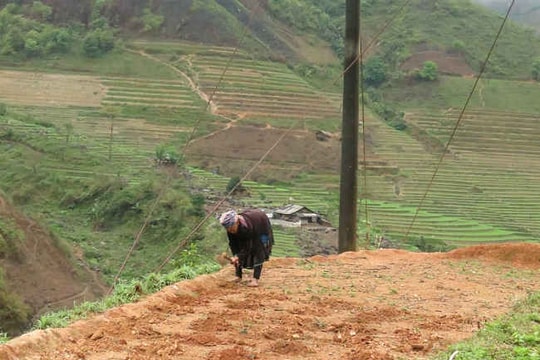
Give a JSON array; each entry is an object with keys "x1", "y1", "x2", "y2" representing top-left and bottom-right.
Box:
[{"x1": 274, "y1": 204, "x2": 311, "y2": 215}]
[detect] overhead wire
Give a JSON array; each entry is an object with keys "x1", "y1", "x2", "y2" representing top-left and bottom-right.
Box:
[
  {"x1": 151, "y1": 0, "x2": 309, "y2": 274},
  {"x1": 154, "y1": 0, "x2": 425, "y2": 271},
  {"x1": 154, "y1": 124, "x2": 295, "y2": 274},
  {"x1": 108, "y1": 1, "x2": 263, "y2": 290},
  {"x1": 179, "y1": 2, "x2": 263, "y2": 162},
  {"x1": 107, "y1": 173, "x2": 173, "y2": 295},
  {"x1": 111, "y1": 0, "x2": 494, "y2": 283},
  {"x1": 336, "y1": 0, "x2": 413, "y2": 247},
  {"x1": 404, "y1": 0, "x2": 517, "y2": 241},
  {"x1": 337, "y1": 0, "x2": 413, "y2": 84}
]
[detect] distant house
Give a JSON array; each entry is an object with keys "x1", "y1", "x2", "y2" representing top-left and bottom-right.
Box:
[
  {"x1": 272, "y1": 204, "x2": 331, "y2": 227},
  {"x1": 315, "y1": 130, "x2": 333, "y2": 142}
]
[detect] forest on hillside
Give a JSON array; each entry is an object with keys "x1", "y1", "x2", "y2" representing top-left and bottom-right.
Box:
[{"x1": 2, "y1": 0, "x2": 540, "y2": 78}]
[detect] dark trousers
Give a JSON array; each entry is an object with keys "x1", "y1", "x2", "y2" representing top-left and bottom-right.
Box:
[{"x1": 236, "y1": 264, "x2": 263, "y2": 279}]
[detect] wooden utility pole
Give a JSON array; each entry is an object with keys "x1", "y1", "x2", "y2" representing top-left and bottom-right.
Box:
[{"x1": 338, "y1": 0, "x2": 360, "y2": 253}]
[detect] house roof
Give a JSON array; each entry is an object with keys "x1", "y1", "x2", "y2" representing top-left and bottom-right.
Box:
[{"x1": 274, "y1": 204, "x2": 314, "y2": 215}]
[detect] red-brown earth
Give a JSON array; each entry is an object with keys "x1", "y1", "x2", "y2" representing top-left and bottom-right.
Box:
[{"x1": 1, "y1": 243, "x2": 539, "y2": 360}]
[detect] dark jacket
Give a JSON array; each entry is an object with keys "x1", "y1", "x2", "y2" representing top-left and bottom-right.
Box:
[{"x1": 227, "y1": 209, "x2": 274, "y2": 269}]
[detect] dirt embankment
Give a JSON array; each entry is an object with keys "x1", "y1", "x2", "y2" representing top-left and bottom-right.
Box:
[
  {"x1": 1, "y1": 243, "x2": 538, "y2": 360},
  {"x1": 0, "y1": 196, "x2": 106, "y2": 334}
]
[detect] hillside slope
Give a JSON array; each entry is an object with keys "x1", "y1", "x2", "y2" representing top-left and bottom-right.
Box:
[
  {"x1": 474, "y1": 0, "x2": 540, "y2": 31},
  {"x1": 1, "y1": 243, "x2": 539, "y2": 359},
  {"x1": 0, "y1": 196, "x2": 106, "y2": 335}
]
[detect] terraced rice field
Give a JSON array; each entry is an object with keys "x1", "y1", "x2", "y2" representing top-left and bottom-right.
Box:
[
  {"x1": 101, "y1": 76, "x2": 203, "y2": 109},
  {"x1": 3, "y1": 105, "x2": 195, "y2": 183},
  {"x1": 192, "y1": 56, "x2": 340, "y2": 121},
  {"x1": 0, "y1": 70, "x2": 104, "y2": 107},
  {"x1": 129, "y1": 41, "x2": 342, "y2": 126},
  {"x1": 364, "y1": 108, "x2": 540, "y2": 244},
  {"x1": 3, "y1": 42, "x2": 540, "y2": 251}
]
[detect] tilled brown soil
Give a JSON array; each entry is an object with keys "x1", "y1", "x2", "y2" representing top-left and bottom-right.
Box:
[{"x1": 1, "y1": 243, "x2": 539, "y2": 360}]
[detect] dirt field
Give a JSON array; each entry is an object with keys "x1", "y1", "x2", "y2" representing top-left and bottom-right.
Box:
[
  {"x1": 0, "y1": 70, "x2": 104, "y2": 107},
  {"x1": 185, "y1": 125, "x2": 386, "y2": 181},
  {"x1": 1, "y1": 243, "x2": 539, "y2": 360},
  {"x1": 400, "y1": 50, "x2": 475, "y2": 76}
]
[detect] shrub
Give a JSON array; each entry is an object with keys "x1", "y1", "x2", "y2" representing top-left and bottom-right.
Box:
[
  {"x1": 0, "y1": 269, "x2": 31, "y2": 336},
  {"x1": 416, "y1": 61, "x2": 439, "y2": 81},
  {"x1": 363, "y1": 56, "x2": 389, "y2": 87},
  {"x1": 154, "y1": 145, "x2": 179, "y2": 166},
  {"x1": 82, "y1": 29, "x2": 115, "y2": 58},
  {"x1": 141, "y1": 8, "x2": 164, "y2": 33},
  {"x1": 226, "y1": 176, "x2": 241, "y2": 193}
]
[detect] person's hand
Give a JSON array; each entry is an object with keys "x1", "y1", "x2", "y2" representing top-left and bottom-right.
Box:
[{"x1": 230, "y1": 256, "x2": 239, "y2": 266}]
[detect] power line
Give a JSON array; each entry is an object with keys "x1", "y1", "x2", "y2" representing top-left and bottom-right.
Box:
[
  {"x1": 404, "y1": 0, "x2": 517, "y2": 241},
  {"x1": 179, "y1": 1, "x2": 263, "y2": 163},
  {"x1": 107, "y1": 1, "x2": 263, "y2": 290},
  {"x1": 154, "y1": 125, "x2": 295, "y2": 274},
  {"x1": 107, "y1": 172, "x2": 173, "y2": 295},
  {"x1": 338, "y1": 0, "x2": 413, "y2": 84}
]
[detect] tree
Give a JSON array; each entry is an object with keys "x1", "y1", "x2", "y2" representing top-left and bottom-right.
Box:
[
  {"x1": 82, "y1": 29, "x2": 115, "y2": 57},
  {"x1": 29, "y1": 1, "x2": 52, "y2": 21},
  {"x1": 451, "y1": 39, "x2": 466, "y2": 54},
  {"x1": 363, "y1": 56, "x2": 388, "y2": 87},
  {"x1": 226, "y1": 176, "x2": 241, "y2": 193},
  {"x1": 141, "y1": 8, "x2": 164, "y2": 33},
  {"x1": 532, "y1": 58, "x2": 540, "y2": 81},
  {"x1": 82, "y1": 31, "x2": 100, "y2": 57},
  {"x1": 416, "y1": 61, "x2": 439, "y2": 81},
  {"x1": 23, "y1": 29, "x2": 42, "y2": 57}
]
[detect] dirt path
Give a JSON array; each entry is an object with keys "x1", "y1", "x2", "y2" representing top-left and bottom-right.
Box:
[
  {"x1": 127, "y1": 49, "x2": 218, "y2": 114},
  {"x1": 1, "y1": 243, "x2": 539, "y2": 360}
]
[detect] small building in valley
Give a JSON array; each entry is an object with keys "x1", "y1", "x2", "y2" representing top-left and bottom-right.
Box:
[{"x1": 272, "y1": 204, "x2": 332, "y2": 227}]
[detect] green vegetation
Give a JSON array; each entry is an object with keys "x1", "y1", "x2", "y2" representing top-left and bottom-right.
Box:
[
  {"x1": 268, "y1": 0, "x2": 540, "y2": 79},
  {"x1": 0, "y1": 218, "x2": 23, "y2": 257},
  {"x1": 433, "y1": 291, "x2": 540, "y2": 360},
  {"x1": 532, "y1": 58, "x2": 540, "y2": 81},
  {"x1": 0, "y1": 3, "x2": 72, "y2": 58},
  {"x1": 476, "y1": 0, "x2": 540, "y2": 33},
  {"x1": 0, "y1": 268, "x2": 31, "y2": 336},
  {"x1": 0, "y1": 107, "x2": 213, "y2": 282},
  {"x1": 384, "y1": 75, "x2": 540, "y2": 112},
  {"x1": 0, "y1": 2, "x2": 116, "y2": 60},
  {"x1": 415, "y1": 61, "x2": 439, "y2": 81},
  {"x1": 34, "y1": 248, "x2": 219, "y2": 331}
]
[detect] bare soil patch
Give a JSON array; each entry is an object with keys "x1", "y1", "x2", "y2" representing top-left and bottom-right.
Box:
[
  {"x1": 0, "y1": 70, "x2": 104, "y2": 107},
  {"x1": 186, "y1": 125, "x2": 384, "y2": 180},
  {"x1": 1, "y1": 243, "x2": 538, "y2": 359},
  {"x1": 401, "y1": 50, "x2": 475, "y2": 76}
]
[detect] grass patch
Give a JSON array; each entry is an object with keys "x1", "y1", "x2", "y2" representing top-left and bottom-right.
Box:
[
  {"x1": 432, "y1": 291, "x2": 540, "y2": 360},
  {"x1": 385, "y1": 76, "x2": 540, "y2": 113},
  {"x1": 34, "y1": 258, "x2": 220, "y2": 330},
  {"x1": 0, "y1": 51, "x2": 180, "y2": 79}
]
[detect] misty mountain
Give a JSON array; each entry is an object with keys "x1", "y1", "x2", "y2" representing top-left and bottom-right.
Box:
[{"x1": 473, "y1": 0, "x2": 540, "y2": 31}]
